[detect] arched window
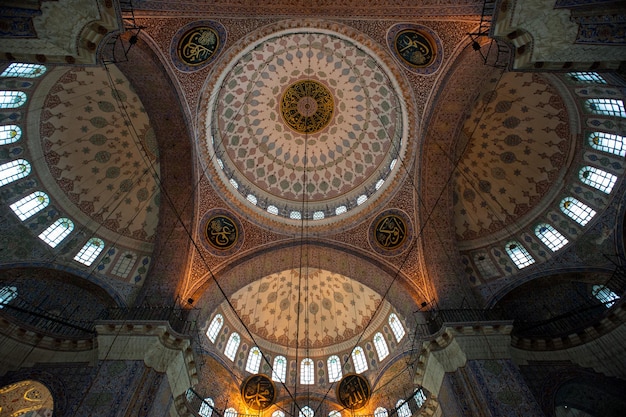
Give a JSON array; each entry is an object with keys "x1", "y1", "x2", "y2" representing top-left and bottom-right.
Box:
[
  {"x1": 10, "y1": 191, "x2": 49, "y2": 220},
  {"x1": 335, "y1": 205, "x2": 347, "y2": 215},
  {"x1": 561, "y1": 197, "x2": 596, "y2": 226},
  {"x1": 225, "y1": 408, "x2": 238, "y2": 417},
  {"x1": 373, "y1": 332, "x2": 389, "y2": 361},
  {"x1": 0, "y1": 286, "x2": 17, "y2": 308},
  {"x1": 589, "y1": 132, "x2": 626, "y2": 156},
  {"x1": 224, "y1": 332, "x2": 240, "y2": 361},
  {"x1": 74, "y1": 237, "x2": 105, "y2": 266},
  {"x1": 267, "y1": 205, "x2": 278, "y2": 215},
  {"x1": 199, "y1": 398, "x2": 214, "y2": 417},
  {"x1": 592, "y1": 285, "x2": 620, "y2": 308},
  {"x1": 584, "y1": 98, "x2": 626, "y2": 117},
  {"x1": 396, "y1": 400, "x2": 411, "y2": 417},
  {"x1": 272, "y1": 355, "x2": 287, "y2": 383},
  {"x1": 111, "y1": 251, "x2": 137, "y2": 278},
  {"x1": 535, "y1": 223, "x2": 569, "y2": 252},
  {"x1": 473, "y1": 252, "x2": 499, "y2": 278},
  {"x1": 272, "y1": 411, "x2": 285, "y2": 417},
  {"x1": 206, "y1": 314, "x2": 223, "y2": 343},
  {"x1": 414, "y1": 388, "x2": 427, "y2": 407},
  {"x1": 567, "y1": 72, "x2": 606, "y2": 84},
  {"x1": 329, "y1": 411, "x2": 341, "y2": 417},
  {"x1": 327, "y1": 355, "x2": 342, "y2": 383},
  {"x1": 313, "y1": 210, "x2": 325, "y2": 220},
  {"x1": 0, "y1": 124, "x2": 21, "y2": 144},
  {"x1": 300, "y1": 358, "x2": 314, "y2": 385},
  {"x1": 38, "y1": 217, "x2": 74, "y2": 248},
  {"x1": 389, "y1": 313, "x2": 405, "y2": 342},
  {"x1": 0, "y1": 91, "x2": 27, "y2": 108},
  {"x1": 0, "y1": 159, "x2": 31, "y2": 186},
  {"x1": 246, "y1": 346, "x2": 262, "y2": 374},
  {"x1": 505, "y1": 241, "x2": 535, "y2": 269},
  {"x1": 246, "y1": 194, "x2": 257, "y2": 205},
  {"x1": 579, "y1": 166, "x2": 617, "y2": 194},
  {"x1": 374, "y1": 408, "x2": 388, "y2": 417},
  {"x1": 299, "y1": 406, "x2": 314, "y2": 417},
  {"x1": 1, "y1": 63, "x2": 46, "y2": 78},
  {"x1": 352, "y1": 346, "x2": 368, "y2": 373},
  {"x1": 290, "y1": 211, "x2": 301, "y2": 220},
  {"x1": 357, "y1": 194, "x2": 368, "y2": 205}
]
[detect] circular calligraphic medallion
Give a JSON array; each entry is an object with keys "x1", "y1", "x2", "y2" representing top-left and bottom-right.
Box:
[
  {"x1": 170, "y1": 20, "x2": 226, "y2": 72},
  {"x1": 280, "y1": 80, "x2": 334, "y2": 134},
  {"x1": 241, "y1": 374, "x2": 276, "y2": 411},
  {"x1": 178, "y1": 27, "x2": 219, "y2": 66},
  {"x1": 394, "y1": 30, "x2": 434, "y2": 68},
  {"x1": 369, "y1": 209, "x2": 412, "y2": 256},
  {"x1": 336, "y1": 374, "x2": 371, "y2": 410},
  {"x1": 200, "y1": 209, "x2": 244, "y2": 255},
  {"x1": 386, "y1": 24, "x2": 442, "y2": 74}
]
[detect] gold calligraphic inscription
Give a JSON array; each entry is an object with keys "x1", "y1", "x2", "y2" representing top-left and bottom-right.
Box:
[
  {"x1": 178, "y1": 27, "x2": 219, "y2": 66},
  {"x1": 336, "y1": 374, "x2": 371, "y2": 410},
  {"x1": 241, "y1": 374, "x2": 276, "y2": 410},
  {"x1": 280, "y1": 80, "x2": 334, "y2": 134},
  {"x1": 374, "y1": 214, "x2": 407, "y2": 250},
  {"x1": 206, "y1": 215, "x2": 238, "y2": 250},
  {"x1": 394, "y1": 30, "x2": 434, "y2": 68}
]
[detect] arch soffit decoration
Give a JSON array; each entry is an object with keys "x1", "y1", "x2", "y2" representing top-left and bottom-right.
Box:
[
  {"x1": 112, "y1": 37, "x2": 196, "y2": 301},
  {"x1": 192, "y1": 241, "x2": 422, "y2": 323}
]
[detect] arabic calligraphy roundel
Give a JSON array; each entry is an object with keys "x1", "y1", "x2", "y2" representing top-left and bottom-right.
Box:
[
  {"x1": 201, "y1": 209, "x2": 243, "y2": 256},
  {"x1": 336, "y1": 374, "x2": 371, "y2": 410},
  {"x1": 369, "y1": 209, "x2": 413, "y2": 256},
  {"x1": 170, "y1": 20, "x2": 227, "y2": 72},
  {"x1": 241, "y1": 374, "x2": 276, "y2": 411},
  {"x1": 386, "y1": 24, "x2": 442, "y2": 75}
]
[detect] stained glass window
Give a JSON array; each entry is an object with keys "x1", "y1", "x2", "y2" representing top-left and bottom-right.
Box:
[
  {"x1": 535, "y1": 223, "x2": 569, "y2": 252},
  {"x1": 352, "y1": 346, "x2": 368, "y2": 373},
  {"x1": 389, "y1": 313, "x2": 405, "y2": 342},
  {"x1": 0, "y1": 286, "x2": 17, "y2": 308},
  {"x1": 301, "y1": 358, "x2": 314, "y2": 385},
  {"x1": 245, "y1": 346, "x2": 262, "y2": 373},
  {"x1": 38, "y1": 217, "x2": 74, "y2": 248},
  {"x1": 206, "y1": 314, "x2": 223, "y2": 343},
  {"x1": 111, "y1": 252, "x2": 137, "y2": 278},
  {"x1": 357, "y1": 195, "x2": 368, "y2": 205},
  {"x1": 299, "y1": 406, "x2": 314, "y2": 417},
  {"x1": 373, "y1": 332, "x2": 389, "y2": 361},
  {"x1": 567, "y1": 72, "x2": 606, "y2": 84},
  {"x1": 414, "y1": 388, "x2": 427, "y2": 407},
  {"x1": 0, "y1": 125, "x2": 21, "y2": 145},
  {"x1": 272, "y1": 356, "x2": 287, "y2": 383},
  {"x1": 74, "y1": 238, "x2": 105, "y2": 266},
  {"x1": 290, "y1": 211, "x2": 301, "y2": 220},
  {"x1": 246, "y1": 194, "x2": 257, "y2": 205},
  {"x1": 592, "y1": 285, "x2": 620, "y2": 308},
  {"x1": 267, "y1": 205, "x2": 278, "y2": 215},
  {"x1": 561, "y1": 197, "x2": 596, "y2": 226},
  {"x1": 313, "y1": 210, "x2": 325, "y2": 220},
  {"x1": 589, "y1": 132, "x2": 626, "y2": 156},
  {"x1": 584, "y1": 98, "x2": 626, "y2": 117},
  {"x1": 1, "y1": 63, "x2": 46, "y2": 78},
  {"x1": 225, "y1": 408, "x2": 238, "y2": 417},
  {"x1": 10, "y1": 191, "x2": 49, "y2": 221},
  {"x1": 199, "y1": 398, "x2": 214, "y2": 417},
  {"x1": 396, "y1": 400, "x2": 411, "y2": 417},
  {"x1": 224, "y1": 332, "x2": 240, "y2": 361},
  {"x1": 335, "y1": 205, "x2": 347, "y2": 215},
  {"x1": 505, "y1": 241, "x2": 535, "y2": 269},
  {"x1": 0, "y1": 159, "x2": 31, "y2": 186},
  {"x1": 0, "y1": 91, "x2": 27, "y2": 108},
  {"x1": 473, "y1": 252, "x2": 499, "y2": 278},
  {"x1": 579, "y1": 166, "x2": 617, "y2": 194},
  {"x1": 327, "y1": 355, "x2": 342, "y2": 383},
  {"x1": 374, "y1": 408, "x2": 388, "y2": 417}
]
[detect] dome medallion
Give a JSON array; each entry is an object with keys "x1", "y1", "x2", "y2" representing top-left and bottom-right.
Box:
[{"x1": 201, "y1": 25, "x2": 411, "y2": 230}]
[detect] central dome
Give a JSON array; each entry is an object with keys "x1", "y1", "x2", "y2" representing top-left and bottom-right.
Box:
[{"x1": 203, "y1": 27, "x2": 408, "y2": 224}]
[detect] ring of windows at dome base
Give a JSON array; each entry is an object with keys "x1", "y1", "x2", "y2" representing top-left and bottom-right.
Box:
[{"x1": 205, "y1": 312, "x2": 406, "y2": 385}]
